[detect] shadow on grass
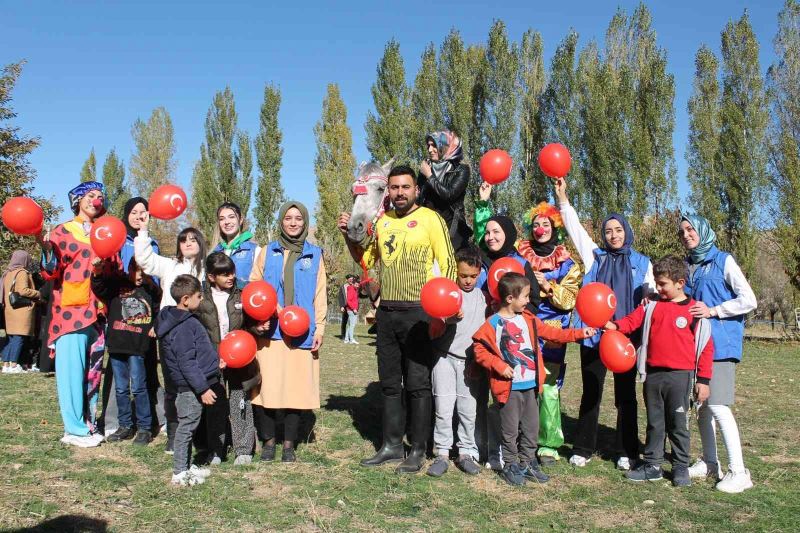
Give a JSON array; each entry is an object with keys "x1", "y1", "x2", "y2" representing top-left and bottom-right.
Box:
[
  {"x1": 323, "y1": 381, "x2": 383, "y2": 449},
  {"x1": 9, "y1": 514, "x2": 108, "y2": 533},
  {"x1": 559, "y1": 411, "x2": 638, "y2": 462}
]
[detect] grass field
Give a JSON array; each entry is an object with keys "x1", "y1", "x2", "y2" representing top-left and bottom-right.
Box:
[{"x1": 0, "y1": 328, "x2": 798, "y2": 532}]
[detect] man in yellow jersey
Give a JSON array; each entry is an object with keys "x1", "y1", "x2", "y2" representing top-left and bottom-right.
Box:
[{"x1": 339, "y1": 165, "x2": 457, "y2": 474}]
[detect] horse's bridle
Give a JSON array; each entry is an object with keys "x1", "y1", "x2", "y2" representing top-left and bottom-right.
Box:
[{"x1": 351, "y1": 174, "x2": 390, "y2": 238}]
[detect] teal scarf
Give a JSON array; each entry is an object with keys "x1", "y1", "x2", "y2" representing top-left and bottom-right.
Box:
[
  {"x1": 220, "y1": 230, "x2": 253, "y2": 252},
  {"x1": 682, "y1": 214, "x2": 716, "y2": 264}
]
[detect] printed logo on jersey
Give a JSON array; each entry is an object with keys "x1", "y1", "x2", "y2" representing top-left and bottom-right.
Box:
[
  {"x1": 407, "y1": 220, "x2": 417, "y2": 228},
  {"x1": 675, "y1": 316, "x2": 688, "y2": 329},
  {"x1": 380, "y1": 230, "x2": 406, "y2": 267}
]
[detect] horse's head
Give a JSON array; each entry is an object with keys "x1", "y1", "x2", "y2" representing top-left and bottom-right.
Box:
[{"x1": 347, "y1": 158, "x2": 394, "y2": 245}]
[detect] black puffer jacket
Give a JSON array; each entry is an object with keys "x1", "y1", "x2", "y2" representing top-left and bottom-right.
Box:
[
  {"x1": 418, "y1": 162, "x2": 473, "y2": 251},
  {"x1": 194, "y1": 285, "x2": 260, "y2": 391},
  {"x1": 157, "y1": 307, "x2": 220, "y2": 394}
]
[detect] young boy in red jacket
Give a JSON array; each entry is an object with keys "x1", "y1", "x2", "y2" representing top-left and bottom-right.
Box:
[
  {"x1": 605, "y1": 255, "x2": 713, "y2": 487},
  {"x1": 473, "y1": 272, "x2": 595, "y2": 486}
]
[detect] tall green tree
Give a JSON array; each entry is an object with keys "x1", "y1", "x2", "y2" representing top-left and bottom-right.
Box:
[
  {"x1": 516, "y1": 29, "x2": 547, "y2": 207},
  {"x1": 190, "y1": 87, "x2": 253, "y2": 239},
  {"x1": 314, "y1": 83, "x2": 356, "y2": 255},
  {"x1": 253, "y1": 83, "x2": 285, "y2": 243},
  {"x1": 80, "y1": 148, "x2": 97, "y2": 183},
  {"x1": 101, "y1": 148, "x2": 128, "y2": 217},
  {"x1": 365, "y1": 39, "x2": 413, "y2": 164},
  {"x1": 717, "y1": 12, "x2": 769, "y2": 277},
  {"x1": 411, "y1": 43, "x2": 442, "y2": 161},
  {"x1": 0, "y1": 61, "x2": 59, "y2": 265},
  {"x1": 767, "y1": 0, "x2": 800, "y2": 289},
  {"x1": 687, "y1": 45, "x2": 723, "y2": 231}
]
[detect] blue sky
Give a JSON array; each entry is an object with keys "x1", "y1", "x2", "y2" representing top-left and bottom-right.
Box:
[{"x1": 3, "y1": 1, "x2": 782, "y2": 220}]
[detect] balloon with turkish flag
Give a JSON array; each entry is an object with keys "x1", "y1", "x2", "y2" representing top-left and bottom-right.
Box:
[
  {"x1": 219, "y1": 330, "x2": 257, "y2": 369},
  {"x1": 279, "y1": 305, "x2": 311, "y2": 338},
  {"x1": 538, "y1": 143, "x2": 572, "y2": 179},
  {"x1": 575, "y1": 282, "x2": 617, "y2": 328},
  {"x1": 479, "y1": 149, "x2": 513, "y2": 185},
  {"x1": 89, "y1": 215, "x2": 126, "y2": 259},
  {"x1": 149, "y1": 184, "x2": 188, "y2": 220},
  {"x1": 420, "y1": 277, "x2": 462, "y2": 319},
  {"x1": 487, "y1": 257, "x2": 525, "y2": 301},
  {"x1": 242, "y1": 281, "x2": 278, "y2": 321},
  {"x1": 599, "y1": 330, "x2": 637, "y2": 373},
  {"x1": 2, "y1": 197, "x2": 44, "y2": 235}
]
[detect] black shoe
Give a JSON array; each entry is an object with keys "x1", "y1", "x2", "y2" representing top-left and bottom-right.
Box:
[
  {"x1": 361, "y1": 394, "x2": 405, "y2": 467},
  {"x1": 456, "y1": 455, "x2": 481, "y2": 476},
  {"x1": 521, "y1": 461, "x2": 550, "y2": 483},
  {"x1": 107, "y1": 427, "x2": 135, "y2": 442},
  {"x1": 625, "y1": 463, "x2": 663, "y2": 482},
  {"x1": 395, "y1": 395, "x2": 431, "y2": 474},
  {"x1": 426, "y1": 456, "x2": 449, "y2": 477},
  {"x1": 501, "y1": 463, "x2": 526, "y2": 486},
  {"x1": 672, "y1": 466, "x2": 691, "y2": 487},
  {"x1": 260, "y1": 443, "x2": 276, "y2": 462},
  {"x1": 281, "y1": 447, "x2": 296, "y2": 463},
  {"x1": 132, "y1": 430, "x2": 152, "y2": 446}
]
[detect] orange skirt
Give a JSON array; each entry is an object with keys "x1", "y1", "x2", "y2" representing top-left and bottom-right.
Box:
[{"x1": 250, "y1": 338, "x2": 320, "y2": 410}]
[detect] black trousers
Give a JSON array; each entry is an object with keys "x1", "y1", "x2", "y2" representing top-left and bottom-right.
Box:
[
  {"x1": 643, "y1": 369, "x2": 692, "y2": 468},
  {"x1": 254, "y1": 406, "x2": 303, "y2": 442},
  {"x1": 340, "y1": 311, "x2": 348, "y2": 339},
  {"x1": 375, "y1": 306, "x2": 432, "y2": 399},
  {"x1": 573, "y1": 345, "x2": 639, "y2": 459}
]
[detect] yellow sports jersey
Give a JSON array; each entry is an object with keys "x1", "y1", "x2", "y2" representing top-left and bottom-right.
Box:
[{"x1": 360, "y1": 206, "x2": 457, "y2": 303}]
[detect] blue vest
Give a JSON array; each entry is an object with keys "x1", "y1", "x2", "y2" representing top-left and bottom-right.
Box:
[
  {"x1": 121, "y1": 234, "x2": 160, "y2": 286},
  {"x1": 214, "y1": 239, "x2": 259, "y2": 289},
  {"x1": 578, "y1": 248, "x2": 650, "y2": 348},
  {"x1": 685, "y1": 246, "x2": 743, "y2": 361},
  {"x1": 263, "y1": 240, "x2": 322, "y2": 350}
]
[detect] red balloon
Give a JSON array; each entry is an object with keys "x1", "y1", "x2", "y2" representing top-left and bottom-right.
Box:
[
  {"x1": 219, "y1": 330, "x2": 257, "y2": 369},
  {"x1": 599, "y1": 330, "x2": 637, "y2": 373},
  {"x1": 89, "y1": 215, "x2": 126, "y2": 259},
  {"x1": 420, "y1": 277, "x2": 462, "y2": 319},
  {"x1": 479, "y1": 149, "x2": 513, "y2": 185},
  {"x1": 242, "y1": 281, "x2": 278, "y2": 321},
  {"x1": 279, "y1": 305, "x2": 311, "y2": 338},
  {"x1": 538, "y1": 143, "x2": 572, "y2": 179},
  {"x1": 2, "y1": 197, "x2": 44, "y2": 235},
  {"x1": 149, "y1": 184, "x2": 187, "y2": 220},
  {"x1": 487, "y1": 257, "x2": 525, "y2": 301},
  {"x1": 575, "y1": 282, "x2": 617, "y2": 328}
]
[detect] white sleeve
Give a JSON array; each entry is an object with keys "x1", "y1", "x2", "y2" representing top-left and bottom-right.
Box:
[
  {"x1": 134, "y1": 229, "x2": 177, "y2": 279},
  {"x1": 642, "y1": 260, "x2": 656, "y2": 297},
  {"x1": 558, "y1": 201, "x2": 599, "y2": 272},
  {"x1": 713, "y1": 255, "x2": 757, "y2": 318}
]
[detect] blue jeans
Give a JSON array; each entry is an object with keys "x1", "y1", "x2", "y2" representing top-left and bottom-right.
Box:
[
  {"x1": 345, "y1": 310, "x2": 358, "y2": 342},
  {"x1": 109, "y1": 353, "x2": 152, "y2": 430},
  {"x1": 1, "y1": 335, "x2": 26, "y2": 364}
]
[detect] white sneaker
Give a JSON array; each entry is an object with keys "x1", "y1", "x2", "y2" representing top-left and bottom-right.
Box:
[
  {"x1": 616, "y1": 457, "x2": 631, "y2": 471},
  {"x1": 1, "y1": 366, "x2": 7, "y2": 374},
  {"x1": 28, "y1": 365, "x2": 40, "y2": 373},
  {"x1": 688, "y1": 458, "x2": 722, "y2": 480},
  {"x1": 352, "y1": 340, "x2": 359, "y2": 345},
  {"x1": 716, "y1": 469, "x2": 753, "y2": 493},
  {"x1": 89, "y1": 433, "x2": 105, "y2": 445},
  {"x1": 569, "y1": 454, "x2": 590, "y2": 467},
  {"x1": 60, "y1": 434, "x2": 101, "y2": 448},
  {"x1": 234, "y1": 455, "x2": 252, "y2": 466},
  {"x1": 171, "y1": 471, "x2": 204, "y2": 486},
  {"x1": 189, "y1": 464, "x2": 212, "y2": 478},
  {"x1": 5, "y1": 365, "x2": 24, "y2": 374}
]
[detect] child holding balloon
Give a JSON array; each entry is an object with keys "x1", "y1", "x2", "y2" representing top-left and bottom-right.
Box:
[
  {"x1": 473, "y1": 273, "x2": 596, "y2": 486},
  {"x1": 194, "y1": 252, "x2": 260, "y2": 466},
  {"x1": 157, "y1": 275, "x2": 227, "y2": 486},
  {"x1": 604, "y1": 255, "x2": 714, "y2": 487}
]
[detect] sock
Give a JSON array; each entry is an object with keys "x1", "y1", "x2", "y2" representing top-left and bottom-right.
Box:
[{"x1": 709, "y1": 404, "x2": 745, "y2": 473}]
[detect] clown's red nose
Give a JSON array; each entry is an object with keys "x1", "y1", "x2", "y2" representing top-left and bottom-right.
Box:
[
  {"x1": 534, "y1": 227, "x2": 546, "y2": 237},
  {"x1": 92, "y1": 199, "x2": 103, "y2": 209}
]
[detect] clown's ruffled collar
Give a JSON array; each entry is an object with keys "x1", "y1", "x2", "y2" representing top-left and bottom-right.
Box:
[{"x1": 518, "y1": 242, "x2": 571, "y2": 272}]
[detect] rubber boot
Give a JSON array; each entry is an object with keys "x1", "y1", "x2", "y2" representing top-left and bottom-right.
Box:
[
  {"x1": 361, "y1": 394, "x2": 405, "y2": 466},
  {"x1": 396, "y1": 395, "x2": 431, "y2": 474}
]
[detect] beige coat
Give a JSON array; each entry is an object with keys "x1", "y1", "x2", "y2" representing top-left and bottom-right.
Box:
[
  {"x1": 2, "y1": 268, "x2": 40, "y2": 336},
  {"x1": 248, "y1": 247, "x2": 327, "y2": 410}
]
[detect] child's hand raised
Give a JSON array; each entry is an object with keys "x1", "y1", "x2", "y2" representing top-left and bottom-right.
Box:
[
  {"x1": 500, "y1": 365, "x2": 514, "y2": 379},
  {"x1": 219, "y1": 359, "x2": 227, "y2": 370},
  {"x1": 603, "y1": 321, "x2": 617, "y2": 331},
  {"x1": 254, "y1": 321, "x2": 271, "y2": 334},
  {"x1": 582, "y1": 327, "x2": 598, "y2": 338},
  {"x1": 91, "y1": 257, "x2": 104, "y2": 275},
  {"x1": 428, "y1": 318, "x2": 446, "y2": 339}
]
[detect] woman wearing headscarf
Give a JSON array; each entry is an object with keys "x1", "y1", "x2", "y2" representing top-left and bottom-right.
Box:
[
  {"x1": 517, "y1": 202, "x2": 583, "y2": 464},
  {"x1": 1, "y1": 251, "x2": 41, "y2": 374},
  {"x1": 212, "y1": 202, "x2": 261, "y2": 288},
  {"x1": 36, "y1": 181, "x2": 117, "y2": 447},
  {"x1": 679, "y1": 214, "x2": 757, "y2": 493},
  {"x1": 121, "y1": 197, "x2": 159, "y2": 277},
  {"x1": 554, "y1": 178, "x2": 654, "y2": 471},
  {"x1": 249, "y1": 201, "x2": 326, "y2": 463},
  {"x1": 418, "y1": 130, "x2": 472, "y2": 251}
]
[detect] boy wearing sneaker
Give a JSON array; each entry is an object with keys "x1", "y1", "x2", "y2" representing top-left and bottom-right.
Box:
[
  {"x1": 426, "y1": 248, "x2": 486, "y2": 478},
  {"x1": 157, "y1": 275, "x2": 228, "y2": 486},
  {"x1": 473, "y1": 273, "x2": 594, "y2": 486},
  {"x1": 605, "y1": 256, "x2": 714, "y2": 487}
]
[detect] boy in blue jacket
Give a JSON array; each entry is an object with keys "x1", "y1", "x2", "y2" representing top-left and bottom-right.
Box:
[{"x1": 157, "y1": 275, "x2": 228, "y2": 486}]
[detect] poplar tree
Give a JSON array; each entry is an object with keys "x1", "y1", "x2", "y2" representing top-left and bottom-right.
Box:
[
  {"x1": 516, "y1": 29, "x2": 547, "y2": 206},
  {"x1": 767, "y1": 0, "x2": 800, "y2": 289},
  {"x1": 365, "y1": 39, "x2": 413, "y2": 164},
  {"x1": 411, "y1": 43, "x2": 442, "y2": 161},
  {"x1": 101, "y1": 148, "x2": 128, "y2": 217},
  {"x1": 80, "y1": 148, "x2": 97, "y2": 183},
  {"x1": 254, "y1": 83, "x2": 285, "y2": 243}
]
